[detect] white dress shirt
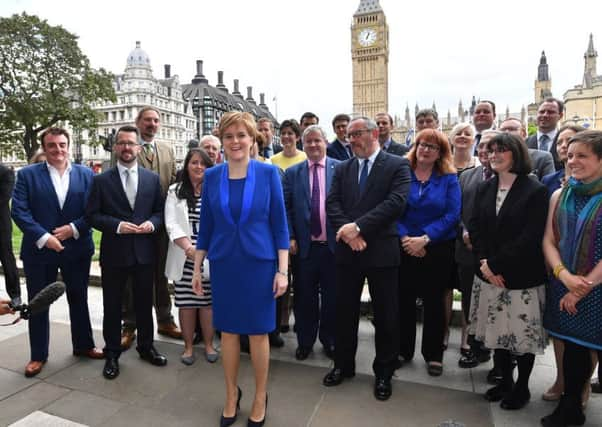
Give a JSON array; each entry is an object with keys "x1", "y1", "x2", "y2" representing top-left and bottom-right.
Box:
[
  {"x1": 356, "y1": 146, "x2": 380, "y2": 182},
  {"x1": 36, "y1": 162, "x2": 80, "y2": 249}
]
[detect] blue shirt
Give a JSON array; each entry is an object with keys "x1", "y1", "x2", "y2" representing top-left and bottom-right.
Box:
[{"x1": 397, "y1": 171, "x2": 461, "y2": 243}]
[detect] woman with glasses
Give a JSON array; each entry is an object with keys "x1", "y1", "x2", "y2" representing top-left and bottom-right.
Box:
[
  {"x1": 541, "y1": 130, "x2": 602, "y2": 426},
  {"x1": 164, "y1": 148, "x2": 218, "y2": 364},
  {"x1": 397, "y1": 129, "x2": 461, "y2": 376},
  {"x1": 468, "y1": 133, "x2": 548, "y2": 410}
]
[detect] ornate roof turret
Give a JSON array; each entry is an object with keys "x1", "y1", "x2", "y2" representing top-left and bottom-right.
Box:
[
  {"x1": 126, "y1": 41, "x2": 151, "y2": 69},
  {"x1": 355, "y1": 0, "x2": 382, "y2": 15},
  {"x1": 538, "y1": 51, "x2": 550, "y2": 81}
]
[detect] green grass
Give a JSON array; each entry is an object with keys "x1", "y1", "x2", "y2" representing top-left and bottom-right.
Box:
[{"x1": 11, "y1": 220, "x2": 101, "y2": 261}]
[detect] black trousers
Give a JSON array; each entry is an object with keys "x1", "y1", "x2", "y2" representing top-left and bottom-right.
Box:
[
  {"x1": 0, "y1": 211, "x2": 19, "y2": 299},
  {"x1": 334, "y1": 263, "x2": 399, "y2": 379},
  {"x1": 102, "y1": 264, "x2": 154, "y2": 358},
  {"x1": 399, "y1": 240, "x2": 454, "y2": 363}
]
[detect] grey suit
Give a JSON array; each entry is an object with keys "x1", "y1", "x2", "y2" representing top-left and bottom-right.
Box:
[
  {"x1": 528, "y1": 148, "x2": 555, "y2": 181},
  {"x1": 526, "y1": 133, "x2": 562, "y2": 171}
]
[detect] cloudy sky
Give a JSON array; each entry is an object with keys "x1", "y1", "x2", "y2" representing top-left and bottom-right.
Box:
[{"x1": 2, "y1": 0, "x2": 600, "y2": 137}]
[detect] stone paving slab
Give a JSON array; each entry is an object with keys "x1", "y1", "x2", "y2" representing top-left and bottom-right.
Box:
[{"x1": 0, "y1": 324, "x2": 493, "y2": 427}]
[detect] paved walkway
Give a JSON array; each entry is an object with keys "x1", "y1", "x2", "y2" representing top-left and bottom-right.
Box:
[{"x1": 0, "y1": 278, "x2": 601, "y2": 426}]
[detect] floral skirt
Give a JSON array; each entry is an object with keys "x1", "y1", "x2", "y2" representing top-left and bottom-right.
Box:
[{"x1": 468, "y1": 276, "x2": 546, "y2": 355}]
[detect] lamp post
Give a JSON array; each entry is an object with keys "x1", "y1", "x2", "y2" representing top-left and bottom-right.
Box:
[{"x1": 191, "y1": 96, "x2": 201, "y2": 140}]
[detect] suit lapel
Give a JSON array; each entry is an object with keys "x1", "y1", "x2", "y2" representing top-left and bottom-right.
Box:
[
  {"x1": 300, "y1": 162, "x2": 310, "y2": 211},
  {"x1": 496, "y1": 175, "x2": 523, "y2": 225},
  {"x1": 39, "y1": 164, "x2": 62, "y2": 212},
  {"x1": 361, "y1": 150, "x2": 384, "y2": 197},
  {"x1": 62, "y1": 166, "x2": 77, "y2": 210},
  {"x1": 111, "y1": 167, "x2": 132, "y2": 211}
]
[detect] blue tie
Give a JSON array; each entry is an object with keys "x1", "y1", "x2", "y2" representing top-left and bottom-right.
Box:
[
  {"x1": 358, "y1": 159, "x2": 369, "y2": 194},
  {"x1": 539, "y1": 134, "x2": 550, "y2": 151},
  {"x1": 310, "y1": 163, "x2": 322, "y2": 237}
]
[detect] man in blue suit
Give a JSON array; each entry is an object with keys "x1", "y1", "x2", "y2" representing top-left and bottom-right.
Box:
[
  {"x1": 86, "y1": 125, "x2": 167, "y2": 380},
  {"x1": 12, "y1": 127, "x2": 103, "y2": 378},
  {"x1": 327, "y1": 114, "x2": 353, "y2": 161},
  {"x1": 283, "y1": 125, "x2": 339, "y2": 361}
]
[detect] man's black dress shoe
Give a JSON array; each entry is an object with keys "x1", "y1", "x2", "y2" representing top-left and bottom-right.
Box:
[
  {"x1": 295, "y1": 347, "x2": 312, "y2": 361},
  {"x1": 458, "y1": 349, "x2": 479, "y2": 368},
  {"x1": 103, "y1": 357, "x2": 119, "y2": 380},
  {"x1": 323, "y1": 368, "x2": 354, "y2": 387},
  {"x1": 268, "y1": 332, "x2": 284, "y2": 348},
  {"x1": 374, "y1": 377, "x2": 392, "y2": 401},
  {"x1": 137, "y1": 346, "x2": 167, "y2": 366}
]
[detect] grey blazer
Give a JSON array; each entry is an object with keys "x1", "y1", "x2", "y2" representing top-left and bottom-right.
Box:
[
  {"x1": 455, "y1": 166, "x2": 485, "y2": 265},
  {"x1": 528, "y1": 148, "x2": 555, "y2": 181}
]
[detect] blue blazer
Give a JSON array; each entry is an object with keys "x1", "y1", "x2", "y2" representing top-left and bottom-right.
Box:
[
  {"x1": 283, "y1": 157, "x2": 339, "y2": 258},
  {"x1": 85, "y1": 166, "x2": 163, "y2": 267},
  {"x1": 327, "y1": 139, "x2": 352, "y2": 161},
  {"x1": 542, "y1": 169, "x2": 564, "y2": 197},
  {"x1": 12, "y1": 163, "x2": 94, "y2": 263},
  {"x1": 397, "y1": 171, "x2": 461, "y2": 243},
  {"x1": 197, "y1": 160, "x2": 289, "y2": 261}
]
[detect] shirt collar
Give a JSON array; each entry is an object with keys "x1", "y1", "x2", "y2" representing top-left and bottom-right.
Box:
[
  {"x1": 117, "y1": 161, "x2": 138, "y2": 174},
  {"x1": 46, "y1": 161, "x2": 72, "y2": 174},
  {"x1": 382, "y1": 138, "x2": 392, "y2": 150},
  {"x1": 308, "y1": 157, "x2": 326, "y2": 168},
  {"x1": 537, "y1": 129, "x2": 557, "y2": 141},
  {"x1": 357, "y1": 147, "x2": 380, "y2": 164}
]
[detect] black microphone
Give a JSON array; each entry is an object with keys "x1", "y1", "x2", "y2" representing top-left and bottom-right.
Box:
[{"x1": 10, "y1": 281, "x2": 66, "y2": 320}]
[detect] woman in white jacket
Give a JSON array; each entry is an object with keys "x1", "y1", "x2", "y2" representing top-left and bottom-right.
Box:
[{"x1": 165, "y1": 148, "x2": 217, "y2": 364}]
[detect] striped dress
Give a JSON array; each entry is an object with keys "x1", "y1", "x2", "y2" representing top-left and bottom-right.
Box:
[{"x1": 174, "y1": 195, "x2": 212, "y2": 307}]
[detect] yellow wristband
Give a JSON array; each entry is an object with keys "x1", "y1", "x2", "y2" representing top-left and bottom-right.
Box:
[{"x1": 553, "y1": 264, "x2": 566, "y2": 279}]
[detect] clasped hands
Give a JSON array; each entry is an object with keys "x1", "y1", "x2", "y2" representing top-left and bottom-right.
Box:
[
  {"x1": 45, "y1": 224, "x2": 75, "y2": 252},
  {"x1": 480, "y1": 259, "x2": 506, "y2": 288},
  {"x1": 336, "y1": 222, "x2": 366, "y2": 251},
  {"x1": 119, "y1": 221, "x2": 154, "y2": 234},
  {"x1": 558, "y1": 271, "x2": 593, "y2": 315},
  {"x1": 401, "y1": 236, "x2": 426, "y2": 257}
]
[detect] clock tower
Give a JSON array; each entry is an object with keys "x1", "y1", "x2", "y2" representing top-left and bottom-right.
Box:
[{"x1": 351, "y1": 0, "x2": 389, "y2": 119}]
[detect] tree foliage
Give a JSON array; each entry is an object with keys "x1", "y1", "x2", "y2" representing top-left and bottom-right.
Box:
[{"x1": 0, "y1": 13, "x2": 116, "y2": 160}]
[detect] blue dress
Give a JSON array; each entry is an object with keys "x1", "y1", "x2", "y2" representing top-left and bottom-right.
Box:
[
  {"x1": 544, "y1": 193, "x2": 602, "y2": 350},
  {"x1": 196, "y1": 161, "x2": 289, "y2": 335}
]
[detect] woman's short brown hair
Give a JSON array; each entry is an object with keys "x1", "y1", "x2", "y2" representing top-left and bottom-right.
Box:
[{"x1": 407, "y1": 129, "x2": 456, "y2": 174}]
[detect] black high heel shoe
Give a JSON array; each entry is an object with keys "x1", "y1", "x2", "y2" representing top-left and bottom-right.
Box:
[
  {"x1": 220, "y1": 386, "x2": 242, "y2": 427},
  {"x1": 247, "y1": 394, "x2": 268, "y2": 427}
]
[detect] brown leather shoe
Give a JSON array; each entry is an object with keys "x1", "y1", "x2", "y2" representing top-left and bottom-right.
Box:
[
  {"x1": 157, "y1": 322, "x2": 182, "y2": 339},
  {"x1": 121, "y1": 330, "x2": 136, "y2": 350},
  {"x1": 24, "y1": 360, "x2": 45, "y2": 378},
  {"x1": 73, "y1": 348, "x2": 105, "y2": 359}
]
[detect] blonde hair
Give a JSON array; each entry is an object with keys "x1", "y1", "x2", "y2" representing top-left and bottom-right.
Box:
[{"x1": 218, "y1": 112, "x2": 257, "y2": 141}]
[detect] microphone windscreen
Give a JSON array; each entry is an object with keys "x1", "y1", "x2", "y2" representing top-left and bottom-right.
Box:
[{"x1": 27, "y1": 281, "x2": 66, "y2": 317}]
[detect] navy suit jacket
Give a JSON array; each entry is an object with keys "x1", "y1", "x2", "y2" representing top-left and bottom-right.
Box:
[
  {"x1": 86, "y1": 165, "x2": 163, "y2": 267},
  {"x1": 327, "y1": 139, "x2": 352, "y2": 161},
  {"x1": 283, "y1": 157, "x2": 339, "y2": 258},
  {"x1": 327, "y1": 150, "x2": 411, "y2": 267},
  {"x1": 197, "y1": 160, "x2": 289, "y2": 261},
  {"x1": 12, "y1": 163, "x2": 94, "y2": 263}
]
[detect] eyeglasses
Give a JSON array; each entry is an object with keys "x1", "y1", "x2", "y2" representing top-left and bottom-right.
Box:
[
  {"x1": 487, "y1": 146, "x2": 510, "y2": 154},
  {"x1": 417, "y1": 142, "x2": 440, "y2": 152},
  {"x1": 346, "y1": 129, "x2": 370, "y2": 139},
  {"x1": 115, "y1": 142, "x2": 138, "y2": 148}
]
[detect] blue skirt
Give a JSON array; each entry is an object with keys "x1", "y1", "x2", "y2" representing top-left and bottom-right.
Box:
[{"x1": 210, "y1": 252, "x2": 276, "y2": 335}]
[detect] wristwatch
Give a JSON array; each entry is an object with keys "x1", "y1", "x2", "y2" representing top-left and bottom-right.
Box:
[
  {"x1": 276, "y1": 270, "x2": 288, "y2": 277},
  {"x1": 355, "y1": 224, "x2": 361, "y2": 233},
  {"x1": 422, "y1": 234, "x2": 430, "y2": 244}
]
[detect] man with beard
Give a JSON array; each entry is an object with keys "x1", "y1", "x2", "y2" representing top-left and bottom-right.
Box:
[
  {"x1": 121, "y1": 107, "x2": 181, "y2": 350},
  {"x1": 86, "y1": 125, "x2": 167, "y2": 379}
]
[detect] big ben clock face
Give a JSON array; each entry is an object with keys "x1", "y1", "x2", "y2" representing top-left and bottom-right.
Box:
[{"x1": 358, "y1": 28, "x2": 377, "y2": 47}]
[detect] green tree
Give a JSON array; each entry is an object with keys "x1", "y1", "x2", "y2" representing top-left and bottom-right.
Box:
[{"x1": 0, "y1": 13, "x2": 115, "y2": 160}]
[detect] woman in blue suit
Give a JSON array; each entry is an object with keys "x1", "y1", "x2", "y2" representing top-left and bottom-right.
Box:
[
  {"x1": 192, "y1": 112, "x2": 289, "y2": 427},
  {"x1": 397, "y1": 129, "x2": 461, "y2": 377}
]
